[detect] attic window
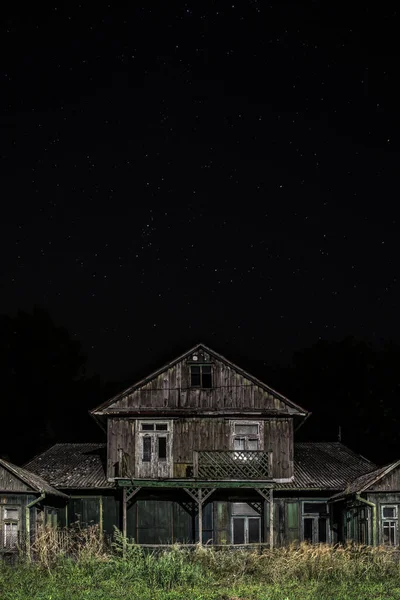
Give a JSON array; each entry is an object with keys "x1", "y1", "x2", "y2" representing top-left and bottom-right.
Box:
[{"x1": 190, "y1": 365, "x2": 212, "y2": 388}]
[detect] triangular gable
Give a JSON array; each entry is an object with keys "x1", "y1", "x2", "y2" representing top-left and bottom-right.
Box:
[
  {"x1": 0, "y1": 461, "x2": 34, "y2": 492},
  {"x1": 91, "y1": 343, "x2": 309, "y2": 416},
  {"x1": 0, "y1": 458, "x2": 67, "y2": 497},
  {"x1": 330, "y1": 459, "x2": 400, "y2": 500}
]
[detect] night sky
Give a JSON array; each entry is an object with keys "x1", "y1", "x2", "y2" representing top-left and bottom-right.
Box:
[{"x1": 2, "y1": 3, "x2": 399, "y2": 385}]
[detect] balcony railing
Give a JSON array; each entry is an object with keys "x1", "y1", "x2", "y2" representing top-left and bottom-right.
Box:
[{"x1": 193, "y1": 450, "x2": 272, "y2": 480}]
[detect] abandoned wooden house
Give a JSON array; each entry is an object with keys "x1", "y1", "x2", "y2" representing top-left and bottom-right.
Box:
[{"x1": 2, "y1": 343, "x2": 400, "y2": 552}]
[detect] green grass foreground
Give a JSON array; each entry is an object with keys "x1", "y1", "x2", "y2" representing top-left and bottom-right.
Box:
[{"x1": 1, "y1": 529, "x2": 400, "y2": 599}]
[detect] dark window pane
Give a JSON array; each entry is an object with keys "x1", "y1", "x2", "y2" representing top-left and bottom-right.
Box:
[
  {"x1": 247, "y1": 439, "x2": 259, "y2": 450},
  {"x1": 235, "y1": 424, "x2": 258, "y2": 435},
  {"x1": 304, "y1": 503, "x2": 327, "y2": 515},
  {"x1": 248, "y1": 518, "x2": 261, "y2": 543},
  {"x1": 233, "y1": 518, "x2": 245, "y2": 544},
  {"x1": 383, "y1": 522, "x2": 396, "y2": 545},
  {"x1": 141, "y1": 424, "x2": 154, "y2": 431},
  {"x1": 158, "y1": 437, "x2": 167, "y2": 460},
  {"x1": 142, "y1": 436, "x2": 151, "y2": 461},
  {"x1": 318, "y1": 517, "x2": 327, "y2": 543},
  {"x1": 303, "y1": 518, "x2": 313, "y2": 542},
  {"x1": 156, "y1": 424, "x2": 168, "y2": 431},
  {"x1": 202, "y1": 365, "x2": 212, "y2": 374},
  {"x1": 202, "y1": 372, "x2": 212, "y2": 388},
  {"x1": 190, "y1": 366, "x2": 201, "y2": 387},
  {"x1": 234, "y1": 437, "x2": 245, "y2": 450},
  {"x1": 383, "y1": 506, "x2": 396, "y2": 518}
]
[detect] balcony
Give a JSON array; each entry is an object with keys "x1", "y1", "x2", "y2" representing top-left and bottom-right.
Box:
[{"x1": 193, "y1": 450, "x2": 273, "y2": 480}]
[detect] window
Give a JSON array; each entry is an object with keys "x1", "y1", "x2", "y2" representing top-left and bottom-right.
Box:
[
  {"x1": 232, "y1": 422, "x2": 260, "y2": 452},
  {"x1": 158, "y1": 437, "x2": 167, "y2": 460},
  {"x1": 190, "y1": 365, "x2": 212, "y2": 388},
  {"x1": 3, "y1": 507, "x2": 19, "y2": 549},
  {"x1": 382, "y1": 505, "x2": 398, "y2": 545},
  {"x1": 232, "y1": 503, "x2": 261, "y2": 544},
  {"x1": 46, "y1": 508, "x2": 58, "y2": 528},
  {"x1": 142, "y1": 436, "x2": 152, "y2": 461},
  {"x1": 140, "y1": 423, "x2": 168, "y2": 431},
  {"x1": 302, "y1": 501, "x2": 329, "y2": 544}
]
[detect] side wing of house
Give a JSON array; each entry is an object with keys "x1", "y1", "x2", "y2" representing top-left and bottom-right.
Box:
[
  {"x1": 329, "y1": 460, "x2": 400, "y2": 546},
  {"x1": 0, "y1": 458, "x2": 67, "y2": 552}
]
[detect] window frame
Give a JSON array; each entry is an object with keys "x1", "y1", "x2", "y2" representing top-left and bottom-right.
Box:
[
  {"x1": 230, "y1": 421, "x2": 263, "y2": 452},
  {"x1": 381, "y1": 504, "x2": 398, "y2": 546},
  {"x1": 2, "y1": 505, "x2": 20, "y2": 549},
  {"x1": 189, "y1": 364, "x2": 213, "y2": 388}
]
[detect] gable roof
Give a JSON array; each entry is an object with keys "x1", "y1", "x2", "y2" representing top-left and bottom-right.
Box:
[
  {"x1": 0, "y1": 458, "x2": 67, "y2": 497},
  {"x1": 24, "y1": 444, "x2": 112, "y2": 489},
  {"x1": 24, "y1": 441, "x2": 374, "y2": 493},
  {"x1": 329, "y1": 459, "x2": 400, "y2": 500},
  {"x1": 90, "y1": 343, "x2": 309, "y2": 417},
  {"x1": 275, "y1": 442, "x2": 376, "y2": 491}
]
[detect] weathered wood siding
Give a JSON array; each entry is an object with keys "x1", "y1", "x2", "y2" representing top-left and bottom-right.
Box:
[
  {"x1": 109, "y1": 416, "x2": 293, "y2": 479},
  {"x1": 0, "y1": 466, "x2": 32, "y2": 492},
  {"x1": 264, "y1": 419, "x2": 293, "y2": 479},
  {"x1": 107, "y1": 418, "x2": 135, "y2": 479},
  {"x1": 173, "y1": 417, "x2": 293, "y2": 479},
  {"x1": 366, "y1": 492, "x2": 400, "y2": 545},
  {"x1": 368, "y1": 467, "x2": 400, "y2": 492},
  {"x1": 108, "y1": 358, "x2": 289, "y2": 413}
]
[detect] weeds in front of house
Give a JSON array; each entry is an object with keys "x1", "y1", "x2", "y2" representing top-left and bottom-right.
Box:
[{"x1": 1, "y1": 528, "x2": 400, "y2": 599}]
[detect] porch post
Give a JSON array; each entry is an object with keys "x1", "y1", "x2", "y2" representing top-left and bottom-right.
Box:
[
  {"x1": 122, "y1": 487, "x2": 127, "y2": 556},
  {"x1": 198, "y1": 488, "x2": 203, "y2": 545},
  {"x1": 269, "y1": 488, "x2": 274, "y2": 550}
]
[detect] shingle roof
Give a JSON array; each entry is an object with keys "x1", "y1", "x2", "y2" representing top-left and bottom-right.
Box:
[
  {"x1": 24, "y1": 444, "x2": 112, "y2": 489},
  {"x1": 330, "y1": 459, "x2": 400, "y2": 500},
  {"x1": 24, "y1": 441, "x2": 375, "y2": 493},
  {"x1": 275, "y1": 442, "x2": 377, "y2": 491},
  {"x1": 0, "y1": 458, "x2": 68, "y2": 497}
]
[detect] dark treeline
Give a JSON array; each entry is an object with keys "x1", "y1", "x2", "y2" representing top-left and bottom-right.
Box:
[{"x1": 1, "y1": 308, "x2": 398, "y2": 467}]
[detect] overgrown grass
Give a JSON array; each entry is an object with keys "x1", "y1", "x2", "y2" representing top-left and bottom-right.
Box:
[{"x1": 1, "y1": 526, "x2": 400, "y2": 599}]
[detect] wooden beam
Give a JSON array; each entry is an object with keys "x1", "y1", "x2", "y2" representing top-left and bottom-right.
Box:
[
  {"x1": 116, "y1": 478, "x2": 273, "y2": 489},
  {"x1": 198, "y1": 490, "x2": 203, "y2": 545},
  {"x1": 122, "y1": 487, "x2": 127, "y2": 556}
]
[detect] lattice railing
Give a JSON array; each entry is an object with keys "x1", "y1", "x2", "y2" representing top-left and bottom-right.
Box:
[{"x1": 193, "y1": 451, "x2": 272, "y2": 480}]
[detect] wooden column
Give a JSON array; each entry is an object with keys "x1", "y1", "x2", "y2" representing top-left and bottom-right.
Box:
[
  {"x1": 122, "y1": 487, "x2": 127, "y2": 556},
  {"x1": 269, "y1": 488, "x2": 274, "y2": 550},
  {"x1": 198, "y1": 489, "x2": 203, "y2": 545},
  {"x1": 256, "y1": 487, "x2": 274, "y2": 549},
  {"x1": 183, "y1": 487, "x2": 215, "y2": 545}
]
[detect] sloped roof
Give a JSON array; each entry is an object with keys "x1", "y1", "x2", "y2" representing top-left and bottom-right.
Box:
[
  {"x1": 329, "y1": 459, "x2": 400, "y2": 500},
  {"x1": 24, "y1": 444, "x2": 112, "y2": 489},
  {"x1": 90, "y1": 343, "x2": 309, "y2": 416},
  {"x1": 0, "y1": 458, "x2": 67, "y2": 497},
  {"x1": 275, "y1": 442, "x2": 377, "y2": 490},
  {"x1": 24, "y1": 441, "x2": 375, "y2": 493}
]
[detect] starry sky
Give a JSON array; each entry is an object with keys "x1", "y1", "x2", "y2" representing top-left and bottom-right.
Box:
[{"x1": 2, "y1": 3, "x2": 399, "y2": 381}]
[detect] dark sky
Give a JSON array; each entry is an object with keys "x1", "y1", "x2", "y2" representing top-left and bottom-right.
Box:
[{"x1": 1, "y1": 3, "x2": 399, "y2": 381}]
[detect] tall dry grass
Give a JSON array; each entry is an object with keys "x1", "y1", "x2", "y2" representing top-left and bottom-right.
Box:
[
  {"x1": 193, "y1": 541, "x2": 400, "y2": 583},
  {"x1": 15, "y1": 526, "x2": 400, "y2": 586},
  {"x1": 28, "y1": 523, "x2": 108, "y2": 571}
]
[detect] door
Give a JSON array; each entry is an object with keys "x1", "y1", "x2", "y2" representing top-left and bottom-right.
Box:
[
  {"x1": 302, "y1": 502, "x2": 329, "y2": 543},
  {"x1": 136, "y1": 421, "x2": 172, "y2": 478}
]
